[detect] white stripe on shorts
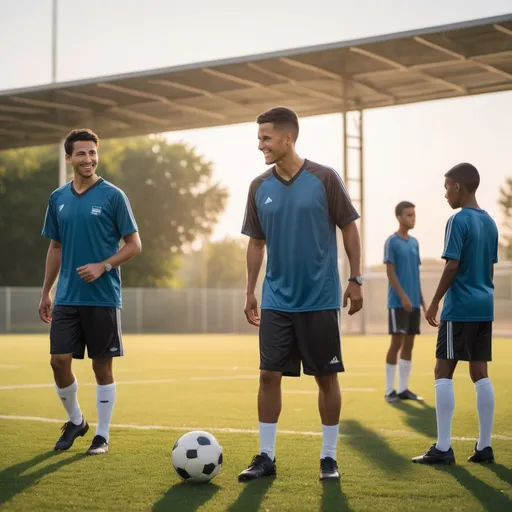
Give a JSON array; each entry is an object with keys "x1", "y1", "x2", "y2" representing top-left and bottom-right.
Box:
[{"x1": 446, "y1": 321, "x2": 454, "y2": 359}]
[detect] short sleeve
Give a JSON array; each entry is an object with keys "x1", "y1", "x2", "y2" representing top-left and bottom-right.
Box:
[
  {"x1": 384, "y1": 237, "x2": 396, "y2": 265},
  {"x1": 325, "y1": 169, "x2": 360, "y2": 229},
  {"x1": 493, "y1": 227, "x2": 499, "y2": 264},
  {"x1": 241, "y1": 180, "x2": 265, "y2": 240},
  {"x1": 114, "y1": 190, "x2": 138, "y2": 238},
  {"x1": 41, "y1": 195, "x2": 60, "y2": 242},
  {"x1": 416, "y1": 240, "x2": 422, "y2": 266},
  {"x1": 442, "y1": 214, "x2": 465, "y2": 261}
]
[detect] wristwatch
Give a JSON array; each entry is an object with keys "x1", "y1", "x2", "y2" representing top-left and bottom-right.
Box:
[
  {"x1": 104, "y1": 263, "x2": 112, "y2": 272},
  {"x1": 348, "y1": 275, "x2": 364, "y2": 285}
]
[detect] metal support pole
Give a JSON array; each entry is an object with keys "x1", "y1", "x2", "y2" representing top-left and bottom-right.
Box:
[
  {"x1": 59, "y1": 138, "x2": 67, "y2": 186},
  {"x1": 51, "y1": 0, "x2": 58, "y2": 83},
  {"x1": 5, "y1": 287, "x2": 11, "y2": 334}
]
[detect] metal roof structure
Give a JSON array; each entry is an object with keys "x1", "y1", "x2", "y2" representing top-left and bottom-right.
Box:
[{"x1": 0, "y1": 13, "x2": 511, "y2": 150}]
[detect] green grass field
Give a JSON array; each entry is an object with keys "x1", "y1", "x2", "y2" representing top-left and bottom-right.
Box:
[{"x1": 1, "y1": 333, "x2": 511, "y2": 511}]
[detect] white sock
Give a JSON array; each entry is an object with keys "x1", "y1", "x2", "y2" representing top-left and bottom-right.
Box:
[
  {"x1": 385, "y1": 363, "x2": 397, "y2": 395},
  {"x1": 397, "y1": 359, "x2": 412, "y2": 394},
  {"x1": 56, "y1": 379, "x2": 82, "y2": 425},
  {"x1": 96, "y1": 383, "x2": 116, "y2": 442},
  {"x1": 435, "y1": 378, "x2": 455, "y2": 452},
  {"x1": 259, "y1": 422, "x2": 277, "y2": 460},
  {"x1": 321, "y1": 424, "x2": 339, "y2": 460},
  {"x1": 476, "y1": 378, "x2": 494, "y2": 450}
]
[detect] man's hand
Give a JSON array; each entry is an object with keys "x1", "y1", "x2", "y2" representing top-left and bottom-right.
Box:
[
  {"x1": 244, "y1": 293, "x2": 260, "y2": 327},
  {"x1": 426, "y1": 301, "x2": 440, "y2": 327},
  {"x1": 38, "y1": 294, "x2": 52, "y2": 324},
  {"x1": 77, "y1": 263, "x2": 105, "y2": 283},
  {"x1": 343, "y1": 281, "x2": 363, "y2": 315},
  {"x1": 401, "y1": 295, "x2": 413, "y2": 313}
]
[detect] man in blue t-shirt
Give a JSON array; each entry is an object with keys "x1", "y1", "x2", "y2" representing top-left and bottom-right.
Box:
[
  {"x1": 39, "y1": 128, "x2": 141, "y2": 456},
  {"x1": 383, "y1": 201, "x2": 425, "y2": 403},
  {"x1": 239, "y1": 107, "x2": 363, "y2": 482},
  {"x1": 413, "y1": 163, "x2": 498, "y2": 466}
]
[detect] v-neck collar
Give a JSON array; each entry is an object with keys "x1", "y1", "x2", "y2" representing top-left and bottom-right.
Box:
[
  {"x1": 71, "y1": 177, "x2": 104, "y2": 198},
  {"x1": 272, "y1": 159, "x2": 307, "y2": 187}
]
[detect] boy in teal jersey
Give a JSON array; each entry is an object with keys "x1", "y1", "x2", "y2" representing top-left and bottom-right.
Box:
[{"x1": 39, "y1": 129, "x2": 141, "y2": 455}]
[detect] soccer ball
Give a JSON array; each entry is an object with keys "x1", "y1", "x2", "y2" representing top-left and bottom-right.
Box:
[{"x1": 171, "y1": 430, "x2": 223, "y2": 483}]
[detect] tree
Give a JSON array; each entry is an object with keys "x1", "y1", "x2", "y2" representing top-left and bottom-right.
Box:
[
  {"x1": 0, "y1": 136, "x2": 228, "y2": 287},
  {"x1": 498, "y1": 177, "x2": 512, "y2": 261}
]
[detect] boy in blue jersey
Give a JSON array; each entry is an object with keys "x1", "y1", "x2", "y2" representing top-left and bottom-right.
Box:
[
  {"x1": 384, "y1": 201, "x2": 425, "y2": 403},
  {"x1": 239, "y1": 107, "x2": 363, "y2": 482},
  {"x1": 39, "y1": 129, "x2": 141, "y2": 455},
  {"x1": 413, "y1": 162, "x2": 498, "y2": 465}
]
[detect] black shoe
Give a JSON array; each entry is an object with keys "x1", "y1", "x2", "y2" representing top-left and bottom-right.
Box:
[
  {"x1": 468, "y1": 443, "x2": 495, "y2": 463},
  {"x1": 238, "y1": 453, "x2": 276, "y2": 482},
  {"x1": 398, "y1": 389, "x2": 424, "y2": 401},
  {"x1": 385, "y1": 390, "x2": 399, "y2": 403},
  {"x1": 54, "y1": 418, "x2": 89, "y2": 451},
  {"x1": 320, "y1": 457, "x2": 340, "y2": 481},
  {"x1": 412, "y1": 444, "x2": 455, "y2": 465},
  {"x1": 85, "y1": 435, "x2": 109, "y2": 455}
]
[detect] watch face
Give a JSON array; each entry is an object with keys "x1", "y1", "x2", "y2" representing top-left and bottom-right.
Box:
[{"x1": 356, "y1": 276, "x2": 364, "y2": 285}]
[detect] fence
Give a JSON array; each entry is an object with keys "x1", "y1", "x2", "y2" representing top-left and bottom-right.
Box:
[{"x1": 2, "y1": 266, "x2": 512, "y2": 336}]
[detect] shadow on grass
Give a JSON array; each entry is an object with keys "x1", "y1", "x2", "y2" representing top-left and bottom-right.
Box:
[
  {"x1": 0, "y1": 451, "x2": 84, "y2": 506},
  {"x1": 342, "y1": 419, "x2": 409, "y2": 473},
  {"x1": 152, "y1": 481, "x2": 220, "y2": 512},
  {"x1": 321, "y1": 479, "x2": 352, "y2": 511},
  {"x1": 488, "y1": 463, "x2": 512, "y2": 487},
  {"x1": 391, "y1": 400, "x2": 437, "y2": 439},
  {"x1": 227, "y1": 475, "x2": 275, "y2": 512}
]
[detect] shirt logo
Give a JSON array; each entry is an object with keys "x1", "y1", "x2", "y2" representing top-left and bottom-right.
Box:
[
  {"x1": 91, "y1": 206, "x2": 102, "y2": 216},
  {"x1": 264, "y1": 197, "x2": 273, "y2": 205},
  {"x1": 58, "y1": 204, "x2": 65, "y2": 212}
]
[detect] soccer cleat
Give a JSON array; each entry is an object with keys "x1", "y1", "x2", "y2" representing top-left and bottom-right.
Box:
[
  {"x1": 238, "y1": 453, "x2": 276, "y2": 481},
  {"x1": 468, "y1": 444, "x2": 495, "y2": 463},
  {"x1": 397, "y1": 389, "x2": 424, "y2": 401},
  {"x1": 412, "y1": 444, "x2": 455, "y2": 465},
  {"x1": 85, "y1": 435, "x2": 109, "y2": 455},
  {"x1": 385, "y1": 390, "x2": 399, "y2": 403},
  {"x1": 54, "y1": 418, "x2": 89, "y2": 451},
  {"x1": 320, "y1": 457, "x2": 340, "y2": 481}
]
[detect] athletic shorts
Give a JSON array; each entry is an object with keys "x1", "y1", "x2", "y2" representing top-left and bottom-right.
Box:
[
  {"x1": 436, "y1": 320, "x2": 492, "y2": 362},
  {"x1": 50, "y1": 306, "x2": 124, "y2": 360},
  {"x1": 388, "y1": 308, "x2": 421, "y2": 335},
  {"x1": 259, "y1": 309, "x2": 344, "y2": 377}
]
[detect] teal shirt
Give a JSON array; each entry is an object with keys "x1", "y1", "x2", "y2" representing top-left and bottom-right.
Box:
[{"x1": 42, "y1": 178, "x2": 138, "y2": 308}]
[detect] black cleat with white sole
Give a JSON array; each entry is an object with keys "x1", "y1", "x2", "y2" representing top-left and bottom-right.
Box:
[
  {"x1": 86, "y1": 435, "x2": 109, "y2": 455},
  {"x1": 320, "y1": 457, "x2": 340, "y2": 481},
  {"x1": 398, "y1": 389, "x2": 424, "y2": 401},
  {"x1": 238, "y1": 453, "x2": 276, "y2": 481},
  {"x1": 54, "y1": 418, "x2": 89, "y2": 451},
  {"x1": 412, "y1": 444, "x2": 455, "y2": 465},
  {"x1": 385, "y1": 390, "x2": 399, "y2": 403},
  {"x1": 468, "y1": 444, "x2": 494, "y2": 463}
]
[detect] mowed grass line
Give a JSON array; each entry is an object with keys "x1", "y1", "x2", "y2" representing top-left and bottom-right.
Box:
[{"x1": 0, "y1": 334, "x2": 511, "y2": 511}]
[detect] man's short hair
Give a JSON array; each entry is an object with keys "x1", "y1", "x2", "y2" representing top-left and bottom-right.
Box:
[
  {"x1": 256, "y1": 107, "x2": 299, "y2": 141},
  {"x1": 395, "y1": 201, "x2": 415, "y2": 217},
  {"x1": 444, "y1": 162, "x2": 480, "y2": 193},
  {"x1": 64, "y1": 128, "x2": 99, "y2": 156}
]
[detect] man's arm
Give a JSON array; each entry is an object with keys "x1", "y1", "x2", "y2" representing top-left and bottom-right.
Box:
[
  {"x1": 341, "y1": 221, "x2": 363, "y2": 315},
  {"x1": 386, "y1": 263, "x2": 412, "y2": 311},
  {"x1": 244, "y1": 237, "x2": 265, "y2": 326},
  {"x1": 39, "y1": 240, "x2": 62, "y2": 323},
  {"x1": 426, "y1": 259, "x2": 459, "y2": 326}
]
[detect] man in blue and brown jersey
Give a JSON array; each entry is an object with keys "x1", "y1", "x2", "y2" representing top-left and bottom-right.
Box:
[
  {"x1": 39, "y1": 129, "x2": 141, "y2": 456},
  {"x1": 238, "y1": 107, "x2": 363, "y2": 482}
]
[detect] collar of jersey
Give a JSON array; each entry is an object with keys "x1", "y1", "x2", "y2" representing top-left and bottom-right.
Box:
[
  {"x1": 272, "y1": 159, "x2": 308, "y2": 186},
  {"x1": 70, "y1": 177, "x2": 104, "y2": 198}
]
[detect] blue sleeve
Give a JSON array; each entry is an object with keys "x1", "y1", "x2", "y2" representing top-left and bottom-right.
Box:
[
  {"x1": 416, "y1": 240, "x2": 422, "y2": 266},
  {"x1": 384, "y1": 237, "x2": 396, "y2": 265},
  {"x1": 114, "y1": 190, "x2": 138, "y2": 238},
  {"x1": 41, "y1": 195, "x2": 60, "y2": 242},
  {"x1": 442, "y1": 214, "x2": 465, "y2": 261},
  {"x1": 493, "y1": 230, "x2": 498, "y2": 264}
]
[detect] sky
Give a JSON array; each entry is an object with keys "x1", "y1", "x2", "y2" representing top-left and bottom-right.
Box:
[{"x1": 1, "y1": 0, "x2": 511, "y2": 267}]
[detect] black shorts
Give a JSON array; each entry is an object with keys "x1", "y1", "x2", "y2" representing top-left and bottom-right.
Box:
[
  {"x1": 436, "y1": 320, "x2": 492, "y2": 362},
  {"x1": 259, "y1": 309, "x2": 344, "y2": 377},
  {"x1": 50, "y1": 306, "x2": 124, "y2": 360},
  {"x1": 388, "y1": 308, "x2": 421, "y2": 335}
]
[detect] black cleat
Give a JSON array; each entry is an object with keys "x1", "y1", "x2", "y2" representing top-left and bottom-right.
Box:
[
  {"x1": 468, "y1": 443, "x2": 494, "y2": 463},
  {"x1": 397, "y1": 389, "x2": 424, "y2": 401},
  {"x1": 412, "y1": 444, "x2": 455, "y2": 465},
  {"x1": 238, "y1": 453, "x2": 276, "y2": 482},
  {"x1": 385, "y1": 390, "x2": 399, "y2": 403},
  {"x1": 320, "y1": 457, "x2": 340, "y2": 481},
  {"x1": 54, "y1": 418, "x2": 89, "y2": 451},
  {"x1": 85, "y1": 435, "x2": 109, "y2": 455}
]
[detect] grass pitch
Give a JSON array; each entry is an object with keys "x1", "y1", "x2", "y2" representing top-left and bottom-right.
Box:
[{"x1": 0, "y1": 333, "x2": 511, "y2": 511}]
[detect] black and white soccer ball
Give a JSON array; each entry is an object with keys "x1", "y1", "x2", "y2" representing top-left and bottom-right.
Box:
[{"x1": 171, "y1": 430, "x2": 223, "y2": 483}]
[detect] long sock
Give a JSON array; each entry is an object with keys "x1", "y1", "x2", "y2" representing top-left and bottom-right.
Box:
[
  {"x1": 385, "y1": 363, "x2": 397, "y2": 395},
  {"x1": 321, "y1": 424, "x2": 339, "y2": 460},
  {"x1": 259, "y1": 422, "x2": 277, "y2": 460},
  {"x1": 435, "y1": 378, "x2": 455, "y2": 452},
  {"x1": 475, "y1": 378, "x2": 494, "y2": 450},
  {"x1": 397, "y1": 359, "x2": 412, "y2": 394},
  {"x1": 56, "y1": 379, "x2": 82, "y2": 425},
  {"x1": 96, "y1": 383, "x2": 116, "y2": 442}
]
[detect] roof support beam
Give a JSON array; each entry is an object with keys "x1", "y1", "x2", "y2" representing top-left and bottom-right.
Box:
[
  {"x1": 202, "y1": 68, "x2": 282, "y2": 97},
  {"x1": 494, "y1": 24, "x2": 512, "y2": 37},
  {"x1": 59, "y1": 90, "x2": 119, "y2": 107},
  {"x1": 9, "y1": 96, "x2": 92, "y2": 113}
]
